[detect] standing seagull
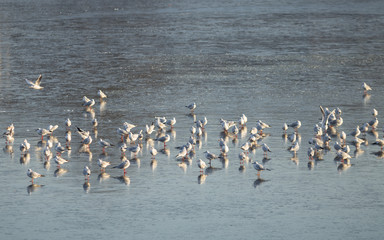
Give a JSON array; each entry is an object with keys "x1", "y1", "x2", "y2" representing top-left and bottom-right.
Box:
[
  {"x1": 155, "y1": 134, "x2": 170, "y2": 148},
  {"x1": 252, "y1": 161, "x2": 271, "y2": 176},
  {"x1": 97, "y1": 90, "x2": 107, "y2": 100},
  {"x1": 25, "y1": 74, "x2": 43, "y2": 89},
  {"x1": 54, "y1": 155, "x2": 69, "y2": 168},
  {"x1": 98, "y1": 138, "x2": 113, "y2": 153},
  {"x1": 362, "y1": 82, "x2": 372, "y2": 93},
  {"x1": 185, "y1": 102, "x2": 196, "y2": 112},
  {"x1": 113, "y1": 159, "x2": 131, "y2": 175},
  {"x1": 97, "y1": 159, "x2": 111, "y2": 171},
  {"x1": 197, "y1": 159, "x2": 207, "y2": 173},
  {"x1": 262, "y1": 143, "x2": 272, "y2": 157},
  {"x1": 288, "y1": 141, "x2": 300, "y2": 156},
  {"x1": 27, "y1": 169, "x2": 45, "y2": 184},
  {"x1": 150, "y1": 147, "x2": 158, "y2": 159},
  {"x1": 288, "y1": 120, "x2": 302, "y2": 132},
  {"x1": 204, "y1": 150, "x2": 218, "y2": 166},
  {"x1": 83, "y1": 166, "x2": 91, "y2": 181},
  {"x1": 65, "y1": 118, "x2": 72, "y2": 130}
]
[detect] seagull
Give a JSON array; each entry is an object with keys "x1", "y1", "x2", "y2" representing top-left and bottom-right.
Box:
[
  {"x1": 241, "y1": 142, "x2": 250, "y2": 153},
  {"x1": 36, "y1": 128, "x2": 50, "y2": 140},
  {"x1": 288, "y1": 141, "x2": 300, "y2": 155},
  {"x1": 372, "y1": 108, "x2": 378, "y2": 118},
  {"x1": 128, "y1": 144, "x2": 141, "y2": 155},
  {"x1": 166, "y1": 117, "x2": 176, "y2": 128},
  {"x1": 97, "y1": 90, "x2": 107, "y2": 99},
  {"x1": 238, "y1": 114, "x2": 247, "y2": 127},
  {"x1": 20, "y1": 139, "x2": 31, "y2": 153},
  {"x1": 186, "y1": 102, "x2": 196, "y2": 112},
  {"x1": 77, "y1": 126, "x2": 90, "y2": 140},
  {"x1": 155, "y1": 134, "x2": 170, "y2": 148},
  {"x1": 197, "y1": 159, "x2": 207, "y2": 173},
  {"x1": 373, "y1": 138, "x2": 384, "y2": 151},
  {"x1": 54, "y1": 155, "x2": 69, "y2": 168},
  {"x1": 55, "y1": 142, "x2": 66, "y2": 156},
  {"x1": 92, "y1": 118, "x2": 98, "y2": 129},
  {"x1": 43, "y1": 146, "x2": 52, "y2": 161},
  {"x1": 221, "y1": 143, "x2": 229, "y2": 155},
  {"x1": 262, "y1": 143, "x2": 272, "y2": 156},
  {"x1": 252, "y1": 161, "x2": 271, "y2": 176},
  {"x1": 340, "y1": 131, "x2": 347, "y2": 146},
  {"x1": 239, "y1": 152, "x2": 249, "y2": 165},
  {"x1": 175, "y1": 147, "x2": 188, "y2": 160},
  {"x1": 155, "y1": 117, "x2": 167, "y2": 129},
  {"x1": 307, "y1": 147, "x2": 315, "y2": 160},
  {"x1": 362, "y1": 82, "x2": 372, "y2": 93},
  {"x1": 82, "y1": 135, "x2": 93, "y2": 149},
  {"x1": 204, "y1": 150, "x2": 218, "y2": 166},
  {"x1": 288, "y1": 120, "x2": 302, "y2": 132},
  {"x1": 27, "y1": 169, "x2": 45, "y2": 183},
  {"x1": 98, "y1": 138, "x2": 113, "y2": 153},
  {"x1": 128, "y1": 131, "x2": 141, "y2": 143},
  {"x1": 97, "y1": 159, "x2": 111, "y2": 171},
  {"x1": 349, "y1": 126, "x2": 361, "y2": 138},
  {"x1": 113, "y1": 159, "x2": 130, "y2": 175},
  {"x1": 25, "y1": 74, "x2": 43, "y2": 89},
  {"x1": 65, "y1": 131, "x2": 71, "y2": 147},
  {"x1": 336, "y1": 150, "x2": 352, "y2": 162},
  {"x1": 369, "y1": 118, "x2": 379, "y2": 130},
  {"x1": 83, "y1": 98, "x2": 95, "y2": 109},
  {"x1": 150, "y1": 147, "x2": 158, "y2": 159},
  {"x1": 83, "y1": 166, "x2": 91, "y2": 181},
  {"x1": 145, "y1": 123, "x2": 155, "y2": 135},
  {"x1": 282, "y1": 123, "x2": 288, "y2": 133},
  {"x1": 65, "y1": 118, "x2": 72, "y2": 130},
  {"x1": 82, "y1": 96, "x2": 91, "y2": 105}
]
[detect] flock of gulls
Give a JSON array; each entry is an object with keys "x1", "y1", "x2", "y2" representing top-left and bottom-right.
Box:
[{"x1": 1, "y1": 76, "x2": 380, "y2": 192}]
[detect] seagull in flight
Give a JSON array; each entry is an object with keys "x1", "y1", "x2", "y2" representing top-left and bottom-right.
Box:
[{"x1": 25, "y1": 74, "x2": 44, "y2": 89}]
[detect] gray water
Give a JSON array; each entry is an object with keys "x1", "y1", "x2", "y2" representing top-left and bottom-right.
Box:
[{"x1": 1, "y1": 0, "x2": 384, "y2": 239}]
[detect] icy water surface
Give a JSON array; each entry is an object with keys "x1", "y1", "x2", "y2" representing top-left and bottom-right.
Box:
[{"x1": 1, "y1": 0, "x2": 384, "y2": 239}]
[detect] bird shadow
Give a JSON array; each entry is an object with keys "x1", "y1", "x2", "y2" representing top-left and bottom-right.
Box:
[
  {"x1": 253, "y1": 177, "x2": 269, "y2": 188},
  {"x1": 54, "y1": 168, "x2": 68, "y2": 177},
  {"x1": 113, "y1": 175, "x2": 130, "y2": 185},
  {"x1": 205, "y1": 166, "x2": 222, "y2": 175}
]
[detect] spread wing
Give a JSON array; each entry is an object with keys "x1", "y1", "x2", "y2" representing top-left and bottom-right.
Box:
[{"x1": 35, "y1": 74, "x2": 42, "y2": 85}]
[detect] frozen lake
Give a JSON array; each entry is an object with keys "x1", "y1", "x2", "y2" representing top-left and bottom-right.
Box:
[{"x1": 0, "y1": 0, "x2": 384, "y2": 239}]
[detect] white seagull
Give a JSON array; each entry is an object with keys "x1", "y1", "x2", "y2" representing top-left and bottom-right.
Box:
[
  {"x1": 54, "y1": 155, "x2": 69, "y2": 168},
  {"x1": 252, "y1": 161, "x2": 271, "y2": 175},
  {"x1": 197, "y1": 159, "x2": 207, "y2": 173},
  {"x1": 262, "y1": 143, "x2": 272, "y2": 156},
  {"x1": 97, "y1": 159, "x2": 111, "y2": 171},
  {"x1": 113, "y1": 159, "x2": 131, "y2": 175},
  {"x1": 362, "y1": 82, "x2": 372, "y2": 93},
  {"x1": 25, "y1": 74, "x2": 43, "y2": 89},
  {"x1": 98, "y1": 138, "x2": 113, "y2": 152},
  {"x1": 27, "y1": 169, "x2": 45, "y2": 183},
  {"x1": 155, "y1": 134, "x2": 170, "y2": 148},
  {"x1": 83, "y1": 166, "x2": 91, "y2": 181},
  {"x1": 186, "y1": 102, "x2": 196, "y2": 112},
  {"x1": 97, "y1": 90, "x2": 107, "y2": 99}
]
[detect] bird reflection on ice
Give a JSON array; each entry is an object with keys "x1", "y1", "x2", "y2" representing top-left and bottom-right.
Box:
[
  {"x1": 113, "y1": 175, "x2": 130, "y2": 185},
  {"x1": 198, "y1": 174, "x2": 207, "y2": 184},
  {"x1": 83, "y1": 181, "x2": 91, "y2": 193},
  {"x1": 98, "y1": 172, "x2": 111, "y2": 183},
  {"x1": 54, "y1": 168, "x2": 68, "y2": 177},
  {"x1": 27, "y1": 184, "x2": 44, "y2": 195}
]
